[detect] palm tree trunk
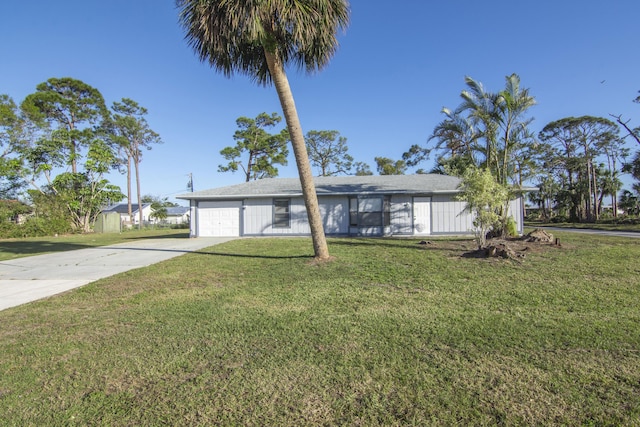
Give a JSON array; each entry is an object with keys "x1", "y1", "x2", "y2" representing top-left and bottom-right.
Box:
[{"x1": 264, "y1": 49, "x2": 330, "y2": 260}]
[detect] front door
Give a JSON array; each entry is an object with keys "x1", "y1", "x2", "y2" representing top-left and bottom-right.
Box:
[{"x1": 413, "y1": 197, "x2": 431, "y2": 236}]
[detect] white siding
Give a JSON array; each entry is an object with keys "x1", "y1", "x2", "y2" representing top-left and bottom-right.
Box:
[
  {"x1": 243, "y1": 198, "x2": 270, "y2": 235},
  {"x1": 243, "y1": 198, "x2": 310, "y2": 235},
  {"x1": 431, "y1": 195, "x2": 525, "y2": 235},
  {"x1": 244, "y1": 196, "x2": 348, "y2": 235},
  {"x1": 508, "y1": 197, "x2": 525, "y2": 234},
  {"x1": 431, "y1": 195, "x2": 474, "y2": 234},
  {"x1": 390, "y1": 196, "x2": 412, "y2": 235},
  {"x1": 319, "y1": 196, "x2": 349, "y2": 234}
]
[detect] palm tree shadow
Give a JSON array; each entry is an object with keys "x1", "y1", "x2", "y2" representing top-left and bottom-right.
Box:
[
  {"x1": 192, "y1": 250, "x2": 312, "y2": 260},
  {"x1": 122, "y1": 232, "x2": 190, "y2": 241}
]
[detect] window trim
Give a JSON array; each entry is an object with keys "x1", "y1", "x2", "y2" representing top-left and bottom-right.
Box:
[
  {"x1": 348, "y1": 196, "x2": 392, "y2": 228},
  {"x1": 349, "y1": 197, "x2": 358, "y2": 226},
  {"x1": 273, "y1": 198, "x2": 291, "y2": 228}
]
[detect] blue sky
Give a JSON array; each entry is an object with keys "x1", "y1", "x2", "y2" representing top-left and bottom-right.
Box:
[{"x1": 2, "y1": 1, "x2": 639, "y2": 205}]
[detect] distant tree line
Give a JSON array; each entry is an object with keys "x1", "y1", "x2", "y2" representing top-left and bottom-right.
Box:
[{"x1": 0, "y1": 77, "x2": 161, "y2": 237}]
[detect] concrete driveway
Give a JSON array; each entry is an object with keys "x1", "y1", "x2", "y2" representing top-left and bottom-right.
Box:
[
  {"x1": 536, "y1": 226, "x2": 640, "y2": 239},
  {"x1": 0, "y1": 237, "x2": 233, "y2": 311}
]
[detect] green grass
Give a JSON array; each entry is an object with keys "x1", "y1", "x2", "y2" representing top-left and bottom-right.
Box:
[
  {"x1": 0, "y1": 229, "x2": 188, "y2": 261},
  {"x1": 1, "y1": 233, "x2": 639, "y2": 425}
]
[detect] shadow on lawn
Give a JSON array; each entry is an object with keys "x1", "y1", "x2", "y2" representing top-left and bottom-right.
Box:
[
  {"x1": 329, "y1": 237, "x2": 473, "y2": 252},
  {"x1": 192, "y1": 250, "x2": 312, "y2": 260},
  {"x1": 0, "y1": 241, "x2": 94, "y2": 256},
  {"x1": 121, "y1": 232, "x2": 190, "y2": 240},
  {"x1": 0, "y1": 232, "x2": 191, "y2": 257}
]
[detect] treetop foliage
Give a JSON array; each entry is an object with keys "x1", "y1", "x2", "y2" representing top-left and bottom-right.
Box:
[
  {"x1": 176, "y1": 0, "x2": 350, "y2": 86},
  {"x1": 218, "y1": 112, "x2": 289, "y2": 181},
  {"x1": 1, "y1": 77, "x2": 161, "y2": 236}
]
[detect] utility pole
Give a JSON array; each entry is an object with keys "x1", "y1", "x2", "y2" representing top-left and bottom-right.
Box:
[{"x1": 187, "y1": 173, "x2": 194, "y2": 192}]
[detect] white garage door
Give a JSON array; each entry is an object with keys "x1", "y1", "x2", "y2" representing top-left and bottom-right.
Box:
[{"x1": 198, "y1": 201, "x2": 242, "y2": 237}]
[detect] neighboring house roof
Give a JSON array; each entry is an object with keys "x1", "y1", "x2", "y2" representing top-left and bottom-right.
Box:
[
  {"x1": 102, "y1": 203, "x2": 151, "y2": 214},
  {"x1": 177, "y1": 174, "x2": 464, "y2": 200},
  {"x1": 165, "y1": 206, "x2": 189, "y2": 216}
]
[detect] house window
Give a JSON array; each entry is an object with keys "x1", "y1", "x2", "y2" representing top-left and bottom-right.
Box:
[
  {"x1": 273, "y1": 199, "x2": 290, "y2": 228},
  {"x1": 358, "y1": 197, "x2": 383, "y2": 227},
  {"x1": 349, "y1": 196, "x2": 391, "y2": 227}
]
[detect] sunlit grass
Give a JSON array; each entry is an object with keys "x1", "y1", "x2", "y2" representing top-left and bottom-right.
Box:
[{"x1": 1, "y1": 232, "x2": 639, "y2": 425}]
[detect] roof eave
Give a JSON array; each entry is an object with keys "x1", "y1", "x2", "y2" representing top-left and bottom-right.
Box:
[{"x1": 176, "y1": 189, "x2": 463, "y2": 200}]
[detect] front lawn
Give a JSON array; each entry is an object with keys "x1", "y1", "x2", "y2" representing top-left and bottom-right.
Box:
[{"x1": 1, "y1": 233, "x2": 638, "y2": 425}]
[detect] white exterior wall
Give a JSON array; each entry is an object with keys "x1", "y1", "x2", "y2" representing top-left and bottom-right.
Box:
[
  {"x1": 319, "y1": 196, "x2": 349, "y2": 234},
  {"x1": 244, "y1": 198, "x2": 291, "y2": 235},
  {"x1": 243, "y1": 196, "x2": 349, "y2": 235},
  {"x1": 243, "y1": 198, "x2": 311, "y2": 235},
  {"x1": 190, "y1": 193, "x2": 525, "y2": 238},
  {"x1": 119, "y1": 205, "x2": 154, "y2": 225},
  {"x1": 165, "y1": 213, "x2": 189, "y2": 224},
  {"x1": 390, "y1": 196, "x2": 413, "y2": 235},
  {"x1": 508, "y1": 197, "x2": 525, "y2": 234},
  {"x1": 431, "y1": 195, "x2": 475, "y2": 234},
  {"x1": 431, "y1": 195, "x2": 525, "y2": 235}
]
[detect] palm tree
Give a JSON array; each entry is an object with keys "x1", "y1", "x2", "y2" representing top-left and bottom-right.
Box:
[
  {"x1": 176, "y1": 0, "x2": 349, "y2": 260},
  {"x1": 458, "y1": 74, "x2": 536, "y2": 186},
  {"x1": 429, "y1": 107, "x2": 479, "y2": 167},
  {"x1": 496, "y1": 74, "x2": 536, "y2": 186},
  {"x1": 458, "y1": 76, "x2": 501, "y2": 176}
]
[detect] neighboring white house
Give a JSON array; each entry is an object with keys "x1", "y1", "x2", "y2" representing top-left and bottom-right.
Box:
[
  {"x1": 102, "y1": 203, "x2": 154, "y2": 227},
  {"x1": 164, "y1": 206, "x2": 190, "y2": 224},
  {"x1": 176, "y1": 175, "x2": 528, "y2": 238}
]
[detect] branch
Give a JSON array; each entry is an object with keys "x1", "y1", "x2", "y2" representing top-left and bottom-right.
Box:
[{"x1": 610, "y1": 114, "x2": 640, "y2": 145}]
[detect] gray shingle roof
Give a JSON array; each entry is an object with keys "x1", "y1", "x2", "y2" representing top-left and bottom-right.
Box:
[
  {"x1": 176, "y1": 174, "x2": 463, "y2": 200},
  {"x1": 165, "y1": 206, "x2": 189, "y2": 215},
  {"x1": 102, "y1": 203, "x2": 150, "y2": 214}
]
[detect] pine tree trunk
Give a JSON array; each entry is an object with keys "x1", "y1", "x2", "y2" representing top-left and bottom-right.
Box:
[
  {"x1": 134, "y1": 147, "x2": 143, "y2": 229},
  {"x1": 127, "y1": 155, "x2": 133, "y2": 223},
  {"x1": 264, "y1": 49, "x2": 330, "y2": 260}
]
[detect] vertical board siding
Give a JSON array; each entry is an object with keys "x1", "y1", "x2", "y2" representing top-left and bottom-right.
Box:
[
  {"x1": 431, "y1": 195, "x2": 524, "y2": 235},
  {"x1": 319, "y1": 197, "x2": 349, "y2": 234},
  {"x1": 243, "y1": 198, "x2": 310, "y2": 235},
  {"x1": 243, "y1": 198, "x2": 272, "y2": 235},
  {"x1": 509, "y1": 197, "x2": 524, "y2": 234},
  {"x1": 431, "y1": 195, "x2": 474, "y2": 234},
  {"x1": 390, "y1": 196, "x2": 413, "y2": 234},
  {"x1": 197, "y1": 193, "x2": 525, "y2": 237},
  {"x1": 243, "y1": 197, "x2": 348, "y2": 235}
]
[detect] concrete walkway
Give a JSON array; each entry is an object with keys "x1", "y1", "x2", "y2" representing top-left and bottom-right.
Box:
[
  {"x1": 0, "y1": 237, "x2": 233, "y2": 311},
  {"x1": 536, "y1": 226, "x2": 640, "y2": 239}
]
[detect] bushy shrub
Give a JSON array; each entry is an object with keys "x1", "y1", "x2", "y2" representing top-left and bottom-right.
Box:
[
  {"x1": 550, "y1": 214, "x2": 569, "y2": 223},
  {"x1": 505, "y1": 216, "x2": 519, "y2": 237},
  {"x1": 0, "y1": 217, "x2": 73, "y2": 239},
  {"x1": 171, "y1": 222, "x2": 190, "y2": 229}
]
